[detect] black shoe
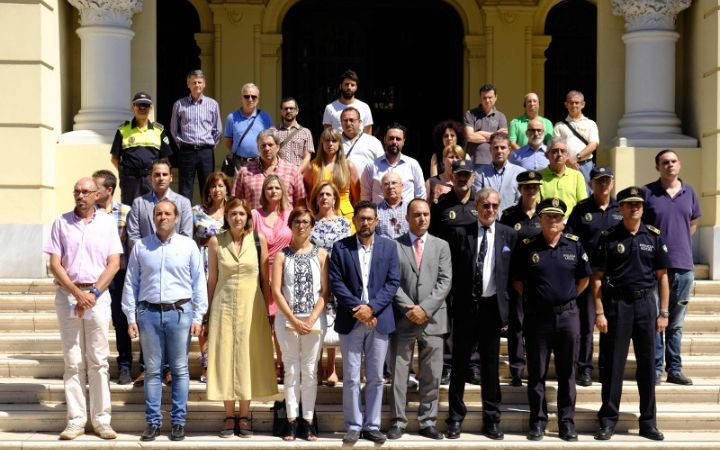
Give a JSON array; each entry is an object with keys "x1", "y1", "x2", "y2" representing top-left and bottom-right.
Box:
[
  {"x1": 667, "y1": 371, "x2": 693, "y2": 385},
  {"x1": 387, "y1": 424, "x2": 404, "y2": 440},
  {"x1": 639, "y1": 427, "x2": 664, "y2": 441},
  {"x1": 510, "y1": 376, "x2": 522, "y2": 387},
  {"x1": 576, "y1": 372, "x2": 592, "y2": 387},
  {"x1": 342, "y1": 429, "x2": 361, "y2": 444},
  {"x1": 162, "y1": 372, "x2": 173, "y2": 387},
  {"x1": 117, "y1": 367, "x2": 132, "y2": 385},
  {"x1": 594, "y1": 426, "x2": 614, "y2": 440},
  {"x1": 169, "y1": 424, "x2": 185, "y2": 441},
  {"x1": 440, "y1": 370, "x2": 451, "y2": 385},
  {"x1": 300, "y1": 418, "x2": 318, "y2": 441},
  {"x1": 283, "y1": 420, "x2": 297, "y2": 441},
  {"x1": 140, "y1": 424, "x2": 161, "y2": 441},
  {"x1": 361, "y1": 429, "x2": 387, "y2": 443},
  {"x1": 419, "y1": 426, "x2": 444, "y2": 440},
  {"x1": 466, "y1": 372, "x2": 482, "y2": 385},
  {"x1": 559, "y1": 425, "x2": 578, "y2": 442},
  {"x1": 526, "y1": 426, "x2": 544, "y2": 441},
  {"x1": 445, "y1": 421, "x2": 461, "y2": 439},
  {"x1": 482, "y1": 423, "x2": 504, "y2": 440}
]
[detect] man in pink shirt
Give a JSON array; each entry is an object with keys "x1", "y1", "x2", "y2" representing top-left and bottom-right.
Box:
[{"x1": 43, "y1": 177, "x2": 123, "y2": 440}]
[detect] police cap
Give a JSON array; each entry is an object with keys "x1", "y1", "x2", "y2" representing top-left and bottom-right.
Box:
[
  {"x1": 617, "y1": 186, "x2": 645, "y2": 203},
  {"x1": 537, "y1": 197, "x2": 567, "y2": 215},
  {"x1": 517, "y1": 170, "x2": 542, "y2": 185},
  {"x1": 452, "y1": 160, "x2": 473, "y2": 174},
  {"x1": 132, "y1": 92, "x2": 153, "y2": 105}
]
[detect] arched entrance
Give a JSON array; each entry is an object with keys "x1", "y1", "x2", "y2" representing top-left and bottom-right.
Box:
[
  {"x1": 544, "y1": 0, "x2": 597, "y2": 123},
  {"x1": 156, "y1": 0, "x2": 202, "y2": 127},
  {"x1": 281, "y1": 0, "x2": 464, "y2": 172}
]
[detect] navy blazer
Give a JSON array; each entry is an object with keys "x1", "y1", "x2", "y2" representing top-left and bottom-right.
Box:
[{"x1": 329, "y1": 234, "x2": 401, "y2": 335}]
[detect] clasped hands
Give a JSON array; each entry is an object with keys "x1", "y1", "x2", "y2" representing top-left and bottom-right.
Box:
[{"x1": 352, "y1": 304, "x2": 377, "y2": 328}]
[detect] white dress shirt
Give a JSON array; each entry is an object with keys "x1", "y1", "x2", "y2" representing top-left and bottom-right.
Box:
[{"x1": 476, "y1": 221, "x2": 497, "y2": 297}]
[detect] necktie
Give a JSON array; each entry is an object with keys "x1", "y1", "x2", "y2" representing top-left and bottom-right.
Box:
[
  {"x1": 414, "y1": 237, "x2": 424, "y2": 268},
  {"x1": 474, "y1": 226, "x2": 489, "y2": 297}
]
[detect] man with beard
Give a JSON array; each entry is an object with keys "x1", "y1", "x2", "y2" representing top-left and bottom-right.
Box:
[
  {"x1": 339, "y1": 107, "x2": 384, "y2": 176},
  {"x1": 232, "y1": 130, "x2": 306, "y2": 209},
  {"x1": 361, "y1": 123, "x2": 426, "y2": 204},
  {"x1": 271, "y1": 97, "x2": 314, "y2": 174},
  {"x1": 474, "y1": 131, "x2": 524, "y2": 216},
  {"x1": 510, "y1": 118, "x2": 550, "y2": 171},
  {"x1": 323, "y1": 69, "x2": 374, "y2": 134},
  {"x1": 508, "y1": 93, "x2": 554, "y2": 150}
]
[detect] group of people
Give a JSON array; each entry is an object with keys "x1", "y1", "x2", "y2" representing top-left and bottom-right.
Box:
[{"x1": 42, "y1": 68, "x2": 701, "y2": 443}]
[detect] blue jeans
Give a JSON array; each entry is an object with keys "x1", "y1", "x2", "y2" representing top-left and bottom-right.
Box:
[
  {"x1": 578, "y1": 159, "x2": 594, "y2": 195},
  {"x1": 656, "y1": 269, "x2": 693, "y2": 375},
  {"x1": 137, "y1": 302, "x2": 192, "y2": 426}
]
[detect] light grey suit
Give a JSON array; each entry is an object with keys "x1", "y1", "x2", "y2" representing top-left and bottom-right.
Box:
[{"x1": 390, "y1": 232, "x2": 452, "y2": 429}]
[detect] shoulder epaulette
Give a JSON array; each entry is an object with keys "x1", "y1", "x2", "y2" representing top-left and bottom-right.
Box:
[
  {"x1": 564, "y1": 233, "x2": 579, "y2": 241},
  {"x1": 522, "y1": 237, "x2": 536, "y2": 245},
  {"x1": 576, "y1": 198, "x2": 590, "y2": 206},
  {"x1": 601, "y1": 227, "x2": 615, "y2": 236},
  {"x1": 152, "y1": 122, "x2": 164, "y2": 131},
  {"x1": 646, "y1": 224, "x2": 661, "y2": 235},
  {"x1": 121, "y1": 120, "x2": 130, "y2": 127},
  {"x1": 501, "y1": 205, "x2": 514, "y2": 216}
]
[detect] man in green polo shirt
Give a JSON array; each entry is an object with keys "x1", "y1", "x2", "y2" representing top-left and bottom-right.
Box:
[
  {"x1": 508, "y1": 93, "x2": 554, "y2": 150},
  {"x1": 539, "y1": 136, "x2": 587, "y2": 217}
]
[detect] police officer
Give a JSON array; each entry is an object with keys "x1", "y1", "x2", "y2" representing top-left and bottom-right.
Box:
[
  {"x1": 110, "y1": 92, "x2": 175, "y2": 205},
  {"x1": 592, "y1": 186, "x2": 669, "y2": 441},
  {"x1": 565, "y1": 166, "x2": 622, "y2": 387},
  {"x1": 429, "y1": 159, "x2": 481, "y2": 384},
  {"x1": 500, "y1": 170, "x2": 542, "y2": 386},
  {"x1": 511, "y1": 197, "x2": 590, "y2": 442}
]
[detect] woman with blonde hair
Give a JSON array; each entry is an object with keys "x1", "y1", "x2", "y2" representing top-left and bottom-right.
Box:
[
  {"x1": 426, "y1": 145, "x2": 466, "y2": 203},
  {"x1": 304, "y1": 127, "x2": 360, "y2": 231}
]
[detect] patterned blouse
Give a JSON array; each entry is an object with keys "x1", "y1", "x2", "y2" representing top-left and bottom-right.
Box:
[
  {"x1": 310, "y1": 216, "x2": 351, "y2": 253},
  {"x1": 278, "y1": 245, "x2": 327, "y2": 332},
  {"x1": 192, "y1": 204, "x2": 224, "y2": 274}
]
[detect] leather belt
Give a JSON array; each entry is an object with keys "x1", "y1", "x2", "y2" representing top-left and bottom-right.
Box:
[
  {"x1": 612, "y1": 287, "x2": 653, "y2": 300},
  {"x1": 579, "y1": 158, "x2": 593, "y2": 165},
  {"x1": 180, "y1": 143, "x2": 214, "y2": 151},
  {"x1": 471, "y1": 293, "x2": 496, "y2": 303},
  {"x1": 74, "y1": 282, "x2": 96, "y2": 289},
  {"x1": 552, "y1": 299, "x2": 576, "y2": 314},
  {"x1": 233, "y1": 155, "x2": 259, "y2": 165},
  {"x1": 140, "y1": 299, "x2": 190, "y2": 312}
]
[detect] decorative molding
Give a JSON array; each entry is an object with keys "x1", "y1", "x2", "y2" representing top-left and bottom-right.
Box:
[
  {"x1": 499, "y1": 11, "x2": 518, "y2": 24},
  {"x1": 227, "y1": 9, "x2": 244, "y2": 25},
  {"x1": 612, "y1": 0, "x2": 691, "y2": 31},
  {"x1": 68, "y1": 0, "x2": 143, "y2": 28}
]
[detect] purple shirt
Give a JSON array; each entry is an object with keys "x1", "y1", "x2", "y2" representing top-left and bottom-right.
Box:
[
  {"x1": 170, "y1": 94, "x2": 222, "y2": 147},
  {"x1": 43, "y1": 210, "x2": 124, "y2": 283},
  {"x1": 643, "y1": 180, "x2": 701, "y2": 271}
]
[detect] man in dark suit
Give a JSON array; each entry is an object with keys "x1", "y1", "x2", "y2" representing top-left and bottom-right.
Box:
[
  {"x1": 329, "y1": 200, "x2": 401, "y2": 444},
  {"x1": 387, "y1": 199, "x2": 452, "y2": 440},
  {"x1": 446, "y1": 188, "x2": 517, "y2": 440}
]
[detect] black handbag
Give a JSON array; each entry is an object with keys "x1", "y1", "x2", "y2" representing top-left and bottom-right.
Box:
[{"x1": 221, "y1": 154, "x2": 235, "y2": 177}]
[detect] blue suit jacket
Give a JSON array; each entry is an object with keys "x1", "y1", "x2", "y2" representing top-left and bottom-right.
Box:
[{"x1": 329, "y1": 234, "x2": 400, "y2": 335}]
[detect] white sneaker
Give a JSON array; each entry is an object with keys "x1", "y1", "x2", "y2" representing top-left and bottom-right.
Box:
[
  {"x1": 59, "y1": 423, "x2": 85, "y2": 440},
  {"x1": 94, "y1": 424, "x2": 117, "y2": 439},
  {"x1": 408, "y1": 374, "x2": 419, "y2": 391}
]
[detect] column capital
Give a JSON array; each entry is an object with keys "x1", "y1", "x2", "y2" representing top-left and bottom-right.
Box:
[
  {"x1": 612, "y1": 0, "x2": 691, "y2": 31},
  {"x1": 68, "y1": 0, "x2": 143, "y2": 28}
]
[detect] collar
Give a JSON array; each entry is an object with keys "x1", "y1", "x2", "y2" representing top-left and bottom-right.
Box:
[
  {"x1": 356, "y1": 235, "x2": 375, "y2": 251},
  {"x1": 409, "y1": 231, "x2": 427, "y2": 243},
  {"x1": 278, "y1": 122, "x2": 300, "y2": 130},
  {"x1": 565, "y1": 114, "x2": 586, "y2": 122},
  {"x1": 478, "y1": 221, "x2": 496, "y2": 233},
  {"x1": 381, "y1": 199, "x2": 404, "y2": 210},
  {"x1": 380, "y1": 153, "x2": 405, "y2": 166},
  {"x1": 239, "y1": 107, "x2": 258, "y2": 118},
  {"x1": 189, "y1": 94, "x2": 204, "y2": 104},
  {"x1": 131, "y1": 117, "x2": 154, "y2": 129},
  {"x1": 150, "y1": 189, "x2": 174, "y2": 204},
  {"x1": 342, "y1": 131, "x2": 363, "y2": 142},
  {"x1": 71, "y1": 209, "x2": 97, "y2": 223},
  {"x1": 152, "y1": 231, "x2": 177, "y2": 245}
]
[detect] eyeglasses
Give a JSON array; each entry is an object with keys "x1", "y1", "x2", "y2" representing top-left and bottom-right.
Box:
[
  {"x1": 73, "y1": 190, "x2": 97, "y2": 197},
  {"x1": 527, "y1": 128, "x2": 543, "y2": 133},
  {"x1": 281, "y1": 107, "x2": 297, "y2": 111},
  {"x1": 292, "y1": 220, "x2": 312, "y2": 227},
  {"x1": 243, "y1": 95, "x2": 258, "y2": 101},
  {"x1": 481, "y1": 203, "x2": 500, "y2": 210}
]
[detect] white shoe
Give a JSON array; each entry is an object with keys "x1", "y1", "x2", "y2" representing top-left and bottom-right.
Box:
[
  {"x1": 408, "y1": 374, "x2": 419, "y2": 391},
  {"x1": 94, "y1": 424, "x2": 117, "y2": 439},
  {"x1": 59, "y1": 423, "x2": 85, "y2": 440}
]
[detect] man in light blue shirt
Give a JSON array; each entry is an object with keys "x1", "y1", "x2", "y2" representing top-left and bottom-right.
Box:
[
  {"x1": 122, "y1": 199, "x2": 207, "y2": 442},
  {"x1": 509, "y1": 118, "x2": 549, "y2": 171},
  {"x1": 474, "y1": 132, "x2": 524, "y2": 217}
]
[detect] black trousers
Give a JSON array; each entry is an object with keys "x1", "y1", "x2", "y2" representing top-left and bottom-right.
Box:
[
  {"x1": 525, "y1": 303, "x2": 579, "y2": 429},
  {"x1": 119, "y1": 174, "x2": 151, "y2": 206},
  {"x1": 507, "y1": 290, "x2": 526, "y2": 379},
  {"x1": 576, "y1": 288, "x2": 595, "y2": 376},
  {"x1": 178, "y1": 144, "x2": 215, "y2": 201},
  {"x1": 598, "y1": 289, "x2": 657, "y2": 431},
  {"x1": 108, "y1": 269, "x2": 132, "y2": 370},
  {"x1": 448, "y1": 297, "x2": 502, "y2": 425},
  {"x1": 443, "y1": 293, "x2": 481, "y2": 375}
]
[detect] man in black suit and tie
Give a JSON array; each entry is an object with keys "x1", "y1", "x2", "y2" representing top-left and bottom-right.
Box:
[{"x1": 446, "y1": 188, "x2": 517, "y2": 440}]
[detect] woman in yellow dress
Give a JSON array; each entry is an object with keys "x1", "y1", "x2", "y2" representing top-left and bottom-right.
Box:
[
  {"x1": 303, "y1": 127, "x2": 360, "y2": 232},
  {"x1": 205, "y1": 197, "x2": 279, "y2": 438}
]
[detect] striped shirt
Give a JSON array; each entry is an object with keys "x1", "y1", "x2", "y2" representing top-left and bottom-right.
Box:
[{"x1": 170, "y1": 94, "x2": 222, "y2": 146}]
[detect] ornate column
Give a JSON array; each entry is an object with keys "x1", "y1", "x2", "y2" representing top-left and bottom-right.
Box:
[
  {"x1": 61, "y1": 0, "x2": 142, "y2": 143},
  {"x1": 613, "y1": 0, "x2": 696, "y2": 147}
]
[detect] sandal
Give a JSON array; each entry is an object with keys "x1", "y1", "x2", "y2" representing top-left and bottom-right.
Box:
[
  {"x1": 218, "y1": 416, "x2": 235, "y2": 438},
  {"x1": 283, "y1": 420, "x2": 297, "y2": 441},
  {"x1": 302, "y1": 418, "x2": 318, "y2": 441},
  {"x1": 325, "y1": 371, "x2": 339, "y2": 387},
  {"x1": 236, "y1": 416, "x2": 253, "y2": 438}
]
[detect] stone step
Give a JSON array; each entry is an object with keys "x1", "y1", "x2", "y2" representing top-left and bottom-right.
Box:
[
  {"x1": 1, "y1": 401, "x2": 719, "y2": 434},
  {"x1": 0, "y1": 377, "x2": 717, "y2": 406},
  {"x1": 2, "y1": 431, "x2": 720, "y2": 450},
  {"x1": 0, "y1": 279, "x2": 55, "y2": 295}
]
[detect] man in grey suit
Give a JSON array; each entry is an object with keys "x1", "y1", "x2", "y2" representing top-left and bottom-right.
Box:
[{"x1": 387, "y1": 199, "x2": 452, "y2": 440}]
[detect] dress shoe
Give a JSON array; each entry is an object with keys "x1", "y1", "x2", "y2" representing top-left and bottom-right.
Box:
[
  {"x1": 466, "y1": 372, "x2": 482, "y2": 385},
  {"x1": 440, "y1": 369, "x2": 451, "y2": 385},
  {"x1": 140, "y1": 424, "x2": 161, "y2": 441},
  {"x1": 639, "y1": 427, "x2": 664, "y2": 441},
  {"x1": 576, "y1": 372, "x2": 592, "y2": 387},
  {"x1": 526, "y1": 426, "x2": 544, "y2": 441},
  {"x1": 342, "y1": 429, "x2": 361, "y2": 443},
  {"x1": 117, "y1": 367, "x2": 132, "y2": 385},
  {"x1": 482, "y1": 423, "x2": 504, "y2": 440},
  {"x1": 361, "y1": 429, "x2": 387, "y2": 443},
  {"x1": 387, "y1": 424, "x2": 404, "y2": 440},
  {"x1": 169, "y1": 424, "x2": 185, "y2": 441},
  {"x1": 594, "y1": 426, "x2": 614, "y2": 440},
  {"x1": 559, "y1": 425, "x2": 578, "y2": 442},
  {"x1": 133, "y1": 372, "x2": 145, "y2": 386},
  {"x1": 419, "y1": 426, "x2": 444, "y2": 440},
  {"x1": 667, "y1": 371, "x2": 693, "y2": 385},
  {"x1": 510, "y1": 376, "x2": 522, "y2": 387},
  {"x1": 445, "y1": 420, "x2": 461, "y2": 439}
]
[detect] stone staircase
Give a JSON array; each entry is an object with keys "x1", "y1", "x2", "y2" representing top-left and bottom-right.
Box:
[{"x1": 1, "y1": 275, "x2": 719, "y2": 449}]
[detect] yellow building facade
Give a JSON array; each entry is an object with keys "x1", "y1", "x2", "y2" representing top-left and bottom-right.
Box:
[{"x1": 1, "y1": 0, "x2": 718, "y2": 278}]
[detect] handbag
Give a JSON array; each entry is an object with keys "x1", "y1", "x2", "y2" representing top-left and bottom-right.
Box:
[
  {"x1": 323, "y1": 297, "x2": 340, "y2": 347},
  {"x1": 221, "y1": 154, "x2": 234, "y2": 177}
]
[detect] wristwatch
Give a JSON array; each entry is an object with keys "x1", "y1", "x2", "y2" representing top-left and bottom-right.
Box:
[
  {"x1": 659, "y1": 310, "x2": 670, "y2": 318},
  {"x1": 89, "y1": 287, "x2": 101, "y2": 298}
]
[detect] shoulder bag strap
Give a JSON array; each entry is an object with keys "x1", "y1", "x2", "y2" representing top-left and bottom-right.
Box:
[{"x1": 561, "y1": 119, "x2": 589, "y2": 146}]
